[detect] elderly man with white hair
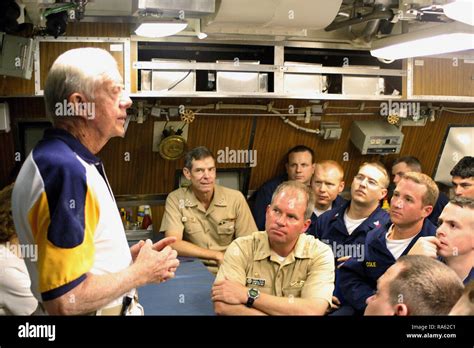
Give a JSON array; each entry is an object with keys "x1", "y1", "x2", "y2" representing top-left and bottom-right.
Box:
[{"x1": 12, "y1": 48, "x2": 179, "y2": 316}]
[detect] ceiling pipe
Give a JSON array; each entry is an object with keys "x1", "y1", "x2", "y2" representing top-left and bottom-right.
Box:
[
  {"x1": 325, "y1": 0, "x2": 393, "y2": 36},
  {"x1": 360, "y1": 0, "x2": 393, "y2": 43}
]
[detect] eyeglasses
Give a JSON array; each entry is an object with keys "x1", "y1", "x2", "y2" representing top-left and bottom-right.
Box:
[{"x1": 354, "y1": 174, "x2": 382, "y2": 189}]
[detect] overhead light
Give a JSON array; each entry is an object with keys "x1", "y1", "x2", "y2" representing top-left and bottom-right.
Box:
[
  {"x1": 443, "y1": 0, "x2": 474, "y2": 26},
  {"x1": 135, "y1": 19, "x2": 188, "y2": 38},
  {"x1": 197, "y1": 32, "x2": 208, "y2": 39},
  {"x1": 370, "y1": 21, "x2": 474, "y2": 60}
]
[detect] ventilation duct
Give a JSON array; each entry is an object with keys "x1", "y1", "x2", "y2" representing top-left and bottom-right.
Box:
[
  {"x1": 203, "y1": 0, "x2": 343, "y2": 36},
  {"x1": 132, "y1": 0, "x2": 216, "y2": 18}
]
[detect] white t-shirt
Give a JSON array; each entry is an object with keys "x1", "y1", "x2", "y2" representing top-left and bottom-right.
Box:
[
  {"x1": 275, "y1": 254, "x2": 286, "y2": 263},
  {"x1": 314, "y1": 205, "x2": 332, "y2": 217},
  {"x1": 0, "y1": 245, "x2": 38, "y2": 315},
  {"x1": 385, "y1": 225, "x2": 416, "y2": 259},
  {"x1": 343, "y1": 211, "x2": 367, "y2": 235}
]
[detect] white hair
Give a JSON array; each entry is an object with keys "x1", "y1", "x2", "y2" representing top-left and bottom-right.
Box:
[{"x1": 44, "y1": 48, "x2": 122, "y2": 120}]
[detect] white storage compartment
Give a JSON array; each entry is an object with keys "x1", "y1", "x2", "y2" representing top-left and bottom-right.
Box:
[
  {"x1": 216, "y1": 61, "x2": 268, "y2": 92},
  {"x1": 284, "y1": 62, "x2": 324, "y2": 94},
  {"x1": 151, "y1": 59, "x2": 196, "y2": 92},
  {"x1": 342, "y1": 66, "x2": 385, "y2": 95}
]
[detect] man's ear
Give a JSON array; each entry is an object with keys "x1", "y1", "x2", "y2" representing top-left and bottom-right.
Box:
[
  {"x1": 380, "y1": 188, "x2": 388, "y2": 201},
  {"x1": 265, "y1": 205, "x2": 271, "y2": 214},
  {"x1": 394, "y1": 303, "x2": 409, "y2": 316},
  {"x1": 338, "y1": 181, "x2": 345, "y2": 193},
  {"x1": 67, "y1": 92, "x2": 88, "y2": 119},
  {"x1": 301, "y1": 218, "x2": 312, "y2": 234},
  {"x1": 421, "y1": 205, "x2": 433, "y2": 219},
  {"x1": 183, "y1": 167, "x2": 191, "y2": 180}
]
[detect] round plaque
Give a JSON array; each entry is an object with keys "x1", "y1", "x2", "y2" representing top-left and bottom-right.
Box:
[{"x1": 159, "y1": 135, "x2": 186, "y2": 160}]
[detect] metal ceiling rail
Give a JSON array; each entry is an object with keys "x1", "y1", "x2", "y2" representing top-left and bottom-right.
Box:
[{"x1": 133, "y1": 61, "x2": 406, "y2": 77}]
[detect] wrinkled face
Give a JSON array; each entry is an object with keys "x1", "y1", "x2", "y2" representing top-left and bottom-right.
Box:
[
  {"x1": 351, "y1": 165, "x2": 387, "y2": 206},
  {"x1": 436, "y1": 203, "x2": 474, "y2": 259},
  {"x1": 286, "y1": 151, "x2": 315, "y2": 185},
  {"x1": 452, "y1": 176, "x2": 474, "y2": 198},
  {"x1": 391, "y1": 162, "x2": 411, "y2": 185},
  {"x1": 311, "y1": 165, "x2": 344, "y2": 210},
  {"x1": 265, "y1": 189, "x2": 311, "y2": 248},
  {"x1": 90, "y1": 78, "x2": 132, "y2": 140},
  {"x1": 365, "y1": 263, "x2": 401, "y2": 316},
  {"x1": 390, "y1": 179, "x2": 431, "y2": 227},
  {"x1": 183, "y1": 156, "x2": 216, "y2": 195}
]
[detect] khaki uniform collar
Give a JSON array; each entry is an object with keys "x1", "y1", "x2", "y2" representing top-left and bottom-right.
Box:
[
  {"x1": 253, "y1": 232, "x2": 313, "y2": 264},
  {"x1": 211, "y1": 185, "x2": 228, "y2": 207},
  {"x1": 182, "y1": 185, "x2": 228, "y2": 211}
]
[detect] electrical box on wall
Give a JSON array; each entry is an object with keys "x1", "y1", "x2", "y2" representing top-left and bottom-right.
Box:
[
  {"x1": 350, "y1": 120, "x2": 404, "y2": 155},
  {"x1": 0, "y1": 102, "x2": 10, "y2": 132},
  {"x1": 0, "y1": 33, "x2": 34, "y2": 80}
]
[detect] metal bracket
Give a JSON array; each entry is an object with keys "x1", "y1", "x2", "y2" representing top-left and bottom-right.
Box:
[{"x1": 320, "y1": 122, "x2": 342, "y2": 140}]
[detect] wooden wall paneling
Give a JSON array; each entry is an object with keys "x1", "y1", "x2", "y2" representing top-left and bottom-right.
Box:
[
  {"x1": 413, "y1": 58, "x2": 466, "y2": 96},
  {"x1": 462, "y1": 60, "x2": 474, "y2": 96},
  {"x1": 0, "y1": 130, "x2": 16, "y2": 188},
  {"x1": 39, "y1": 42, "x2": 126, "y2": 91},
  {"x1": 0, "y1": 98, "x2": 50, "y2": 187},
  {"x1": 7, "y1": 98, "x2": 47, "y2": 119},
  {"x1": 249, "y1": 100, "x2": 385, "y2": 190},
  {"x1": 186, "y1": 115, "x2": 254, "y2": 168},
  {"x1": 99, "y1": 115, "x2": 177, "y2": 195},
  {"x1": 0, "y1": 74, "x2": 35, "y2": 97},
  {"x1": 99, "y1": 111, "x2": 254, "y2": 195}
]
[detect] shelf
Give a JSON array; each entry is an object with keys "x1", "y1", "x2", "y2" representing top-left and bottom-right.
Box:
[
  {"x1": 130, "y1": 91, "x2": 404, "y2": 101},
  {"x1": 133, "y1": 43, "x2": 405, "y2": 99},
  {"x1": 133, "y1": 61, "x2": 405, "y2": 77}
]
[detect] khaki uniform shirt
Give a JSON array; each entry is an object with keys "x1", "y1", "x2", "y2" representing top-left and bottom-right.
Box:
[
  {"x1": 215, "y1": 232, "x2": 335, "y2": 305},
  {"x1": 160, "y1": 185, "x2": 257, "y2": 273}
]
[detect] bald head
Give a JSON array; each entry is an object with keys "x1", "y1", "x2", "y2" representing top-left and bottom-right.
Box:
[{"x1": 311, "y1": 160, "x2": 345, "y2": 211}]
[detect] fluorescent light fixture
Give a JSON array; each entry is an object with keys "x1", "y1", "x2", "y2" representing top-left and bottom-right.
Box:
[
  {"x1": 443, "y1": 0, "x2": 474, "y2": 26},
  {"x1": 197, "y1": 32, "x2": 208, "y2": 39},
  {"x1": 135, "y1": 20, "x2": 188, "y2": 38},
  {"x1": 371, "y1": 21, "x2": 474, "y2": 60}
]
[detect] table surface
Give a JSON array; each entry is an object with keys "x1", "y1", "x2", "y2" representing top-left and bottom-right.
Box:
[{"x1": 137, "y1": 257, "x2": 216, "y2": 315}]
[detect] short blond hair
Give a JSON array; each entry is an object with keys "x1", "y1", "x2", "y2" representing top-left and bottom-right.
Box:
[
  {"x1": 0, "y1": 183, "x2": 16, "y2": 243},
  {"x1": 401, "y1": 172, "x2": 439, "y2": 207},
  {"x1": 359, "y1": 162, "x2": 389, "y2": 188},
  {"x1": 271, "y1": 181, "x2": 315, "y2": 220},
  {"x1": 391, "y1": 255, "x2": 464, "y2": 315},
  {"x1": 315, "y1": 160, "x2": 344, "y2": 181}
]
